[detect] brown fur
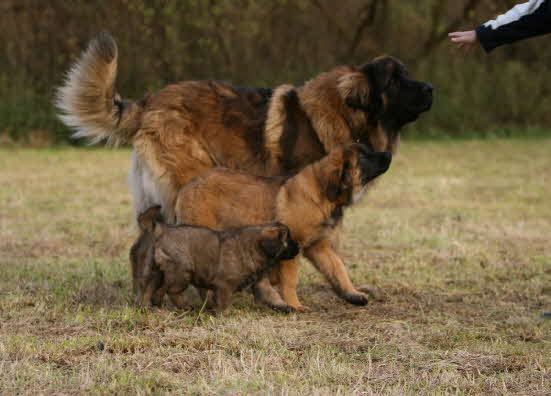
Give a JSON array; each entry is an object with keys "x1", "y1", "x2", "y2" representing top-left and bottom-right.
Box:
[
  {"x1": 131, "y1": 206, "x2": 300, "y2": 312},
  {"x1": 174, "y1": 144, "x2": 392, "y2": 311},
  {"x1": 58, "y1": 34, "x2": 430, "y2": 310},
  {"x1": 56, "y1": 33, "x2": 432, "y2": 221}
]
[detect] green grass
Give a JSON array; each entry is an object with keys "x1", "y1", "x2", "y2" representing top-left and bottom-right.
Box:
[{"x1": 1, "y1": 140, "x2": 551, "y2": 394}]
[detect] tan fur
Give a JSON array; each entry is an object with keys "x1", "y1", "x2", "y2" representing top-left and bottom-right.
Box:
[
  {"x1": 299, "y1": 67, "x2": 366, "y2": 152},
  {"x1": 56, "y1": 34, "x2": 431, "y2": 220},
  {"x1": 264, "y1": 84, "x2": 296, "y2": 170},
  {"x1": 56, "y1": 32, "x2": 143, "y2": 145},
  {"x1": 58, "y1": 35, "x2": 430, "y2": 311},
  {"x1": 174, "y1": 145, "x2": 392, "y2": 311}
]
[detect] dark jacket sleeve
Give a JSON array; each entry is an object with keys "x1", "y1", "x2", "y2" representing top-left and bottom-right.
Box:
[{"x1": 475, "y1": 0, "x2": 551, "y2": 53}]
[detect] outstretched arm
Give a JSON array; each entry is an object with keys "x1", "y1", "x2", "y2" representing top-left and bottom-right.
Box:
[
  {"x1": 477, "y1": 0, "x2": 551, "y2": 52},
  {"x1": 450, "y1": 0, "x2": 551, "y2": 53}
]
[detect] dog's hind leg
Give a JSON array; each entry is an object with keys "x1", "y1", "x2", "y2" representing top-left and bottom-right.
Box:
[
  {"x1": 213, "y1": 285, "x2": 233, "y2": 313},
  {"x1": 129, "y1": 150, "x2": 162, "y2": 219}
]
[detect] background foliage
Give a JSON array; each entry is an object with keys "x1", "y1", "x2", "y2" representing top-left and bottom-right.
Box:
[{"x1": 1, "y1": 0, "x2": 550, "y2": 143}]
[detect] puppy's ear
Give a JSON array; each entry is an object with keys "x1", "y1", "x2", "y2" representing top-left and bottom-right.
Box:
[
  {"x1": 326, "y1": 168, "x2": 343, "y2": 203},
  {"x1": 326, "y1": 154, "x2": 353, "y2": 203},
  {"x1": 337, "y1": 72, "x2": 370, "y2": 111},
  {"x1": 259, "y1": 238, "x2": 283, "y2": 259},
  {"x1": 257, "y1": 224, "x2": 283, "y2": 258},
  {"x1": 137, "y1": 205, "x2": 163, "y2": 233}
]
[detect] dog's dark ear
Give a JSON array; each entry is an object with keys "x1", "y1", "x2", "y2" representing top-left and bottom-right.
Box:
[
  {"x1": 257, "y1": 225, "x2": 276, "y2": 255},
  {"x1": 326, "y1": 156, "x2": 352, "y2": 203},
  {"x1": 346, "y1": 57, "x2": 395, "y2": 119},
  {"x1": 337, "y1": 72, "x2": 370, "y2": 111},
  {"x1": 362, "y1": 57, "x2": 395, "y2": 94},
  {"x1": 259, "y1": 238, "x2": 283, "y2": 259},
  {"x1": 137, "y1": 205, "x2": 163, "y2": 233},
  {"x1": 326, "y1": 168, "x2": 343, "y2": 203}
]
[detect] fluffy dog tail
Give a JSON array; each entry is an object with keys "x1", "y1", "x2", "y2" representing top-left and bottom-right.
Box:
[{"x1": 56, "y1": 32, "x2": 143, "y2": 145}]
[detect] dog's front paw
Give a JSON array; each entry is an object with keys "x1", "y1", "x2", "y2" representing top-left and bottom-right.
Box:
[
  {"x1": 269, "y1": 302, "x2": 294, "y2": 313},
  {"x1": 343, "y1": 291, "x2": 369, "y2": 306}
]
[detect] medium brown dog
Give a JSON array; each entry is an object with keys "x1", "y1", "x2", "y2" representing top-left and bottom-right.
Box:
[
  {"x1": 130, "y1": 206, "x2": 300, "y2": 312},
  {"x1": 56, "y1": 32, "x2": 432, "y2": 222},
  {"x1": 174, "y1": 144, "x2": 392, "y2": 311}
]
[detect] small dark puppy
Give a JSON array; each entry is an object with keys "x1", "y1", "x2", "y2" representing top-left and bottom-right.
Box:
[
  {"x1": 130, "y1": 206, "x2": 165, "y2": 306},
  {"x1": 130, "y1": 206, "x2": 300, "y2": 312}
]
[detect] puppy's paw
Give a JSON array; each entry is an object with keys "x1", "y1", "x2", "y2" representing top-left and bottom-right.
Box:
[
  {"x1": 269, "y1": 302, "x2": 294, "y2": 313},
  {"x1": 343, "y1": 291, "x2": 369, "y2": 306}
]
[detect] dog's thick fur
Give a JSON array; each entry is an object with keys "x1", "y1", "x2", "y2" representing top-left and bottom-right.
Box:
[
  {"x1": 56, "y1": 33, "x2": 432, "y2": 222},
  {"x1": 174, "y1": 144, "x2": 392, "y2": 311},
  {"x1": 58, "y1": 33, "x2": 431, "y2": 311},
  {"x1": 131, "y1": 206, "x2": 300, "y2": 312}
]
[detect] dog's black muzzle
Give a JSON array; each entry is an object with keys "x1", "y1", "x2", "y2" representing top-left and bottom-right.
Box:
[{"x1": 359, "y1": 151, "x2": 392, "y2": 184}]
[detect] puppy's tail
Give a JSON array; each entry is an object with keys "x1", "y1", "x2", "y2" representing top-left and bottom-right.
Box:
[
  {"x1": 56, "y1": 32, "x2": 143, "y2": 145},
  {"x1": 137, "y1": 205, "x2": 164, "y2": 233}
]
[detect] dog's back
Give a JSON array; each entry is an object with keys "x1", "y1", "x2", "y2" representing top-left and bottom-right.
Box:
[{"x1": 175, "y1": 168, "x2": 283, "y2": 230}]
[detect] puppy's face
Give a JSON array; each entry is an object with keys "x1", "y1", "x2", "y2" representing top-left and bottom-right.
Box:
[
  {"x1": 326, "y1": 144, "x2": 392, "y2": 205},
  {"x1": 258, "y1": 223, "x2": 300, "y2": 260}
]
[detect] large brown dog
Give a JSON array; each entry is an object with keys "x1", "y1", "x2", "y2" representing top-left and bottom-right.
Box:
[
  {"x1": 174, "y1": 144, "x2": 391, "y2": 311},
  {"x1": 131, "y1": 206, "x2": 300, "y2": 312},
  {"x1": 56, "y1": 33, "x2": 432, "y2": 221},
  {"x1": 57, "y1": 33, "x2": 431, "y2": 310}
]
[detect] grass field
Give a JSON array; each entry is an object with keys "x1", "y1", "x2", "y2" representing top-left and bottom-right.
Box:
[{"x1": 1, "y1": 140, "x2": 551, "y2": 394}]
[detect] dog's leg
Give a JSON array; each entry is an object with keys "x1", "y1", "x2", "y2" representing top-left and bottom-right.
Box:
[
  {"x1": 304, "y1": 238, "x2": 369, "y2": 306},
  {"x1": 129, "y1": 150, "x2": 171, "y2": 220},
  {"x1": 169, "y1": 292, "x2": 190, "y2": 310},
  {"x1": 213, "y1": 287, "x2": 232, "y2": 313},
  {"x1": 167, "y1": 284, "x2": 191, "y2": 310},
  {"x1": 278, "y1": 258, "x2": 309, "y2": 312},
  {"x1": 137, "y1": 269, "x2": 164, "y2": 307},
  {"x1": 150, "y1": 271, "x2": 165, "y2": 306},
  {"x1": 139, "y1": 279, "x2": 157, "y2": 307},
  {"x1": 253, "y1": 276, "x2": 292, "y2": 312},
  {"x1": 151, "y1": 288, "x2": 166, "y2": 306},
  {"x1": 269, "y1": 261, "x2": 281, "y2": 285},
  {"x1": 196, "y1": 288, "x2": 214, "y2": 309}
]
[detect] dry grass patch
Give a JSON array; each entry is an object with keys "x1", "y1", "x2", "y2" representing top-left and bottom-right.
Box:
[{"x1": 1, "y1": 140, "x2": 551, "y2": 394}]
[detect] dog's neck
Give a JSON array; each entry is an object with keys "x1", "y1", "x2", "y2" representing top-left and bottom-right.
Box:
[
  {"x1": 276, "y1": 156, "x2": 345, "y2": 247},
  {"x1": 296, "y1": 68, "x2": 401, "y2": 155},
  {"x1": 296, "y1": 68, "x2": 374, "y2": 153}
]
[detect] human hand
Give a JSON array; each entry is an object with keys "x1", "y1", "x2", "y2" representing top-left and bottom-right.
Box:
[{"x1": 448, "y1": 30, "x2": 478, "y2": 52}]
